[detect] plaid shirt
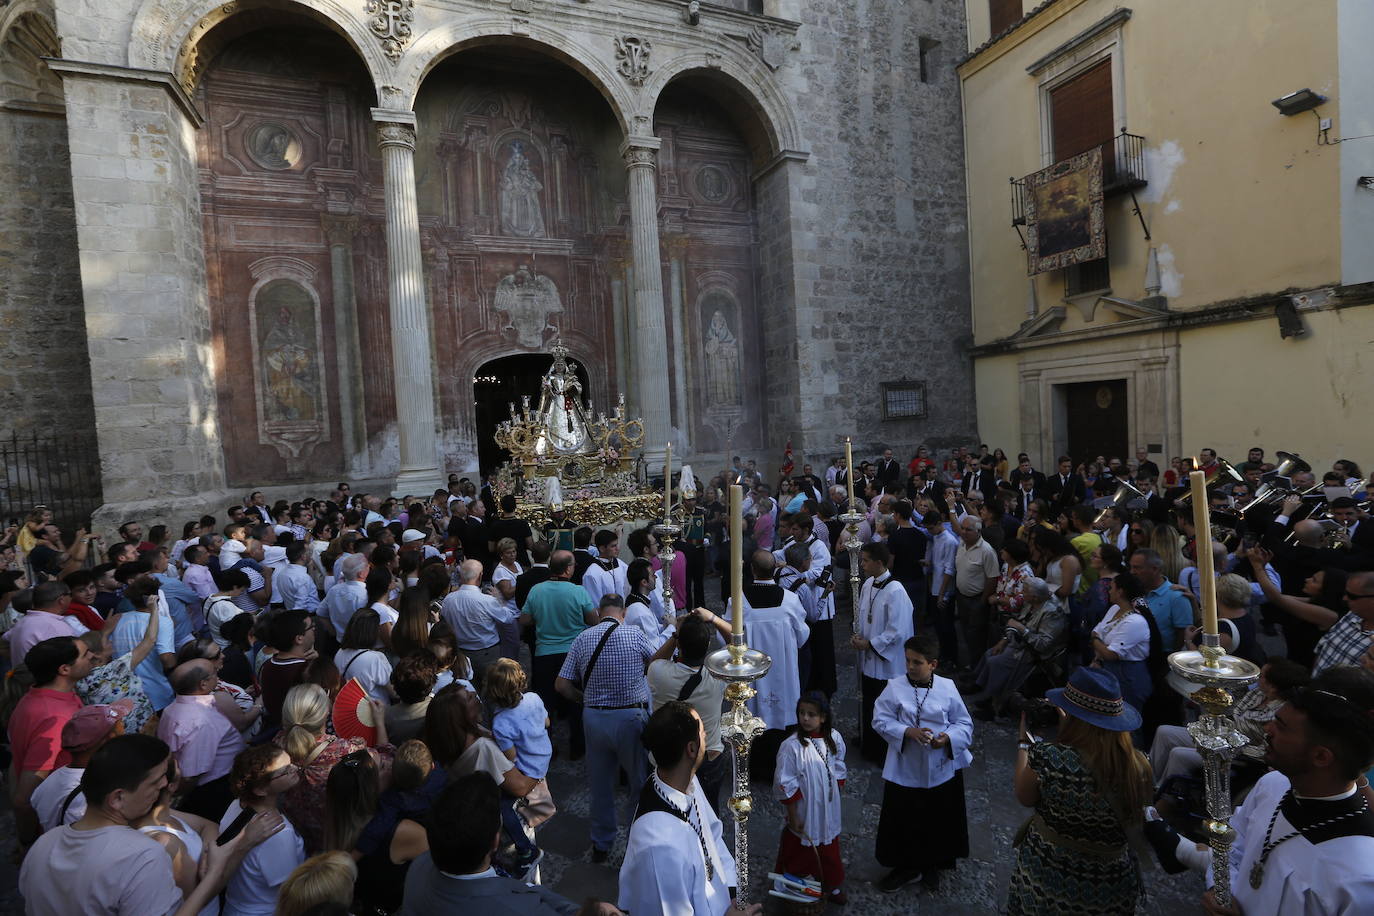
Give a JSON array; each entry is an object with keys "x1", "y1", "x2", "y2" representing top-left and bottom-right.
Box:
[
  {"x1": 1312, "y1": 611, "x2": 1374, "y2": 675},
  {"x1": 558, "y1": 618, "x2": 652, "y2": 707}
]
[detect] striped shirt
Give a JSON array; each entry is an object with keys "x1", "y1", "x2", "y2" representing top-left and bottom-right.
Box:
[{"x1": 1313, "y1": 611, "x2": 1374, "y2": 675}]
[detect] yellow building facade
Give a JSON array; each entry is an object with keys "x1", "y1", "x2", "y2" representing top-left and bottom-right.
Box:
[{"x1": 959, "y1": 0, "x2": 1374, "y2": 472}]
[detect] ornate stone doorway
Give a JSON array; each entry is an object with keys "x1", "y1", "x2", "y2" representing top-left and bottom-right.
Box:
[{"x1": 473, "y1": 354, "x2": 590, "y2": 475}]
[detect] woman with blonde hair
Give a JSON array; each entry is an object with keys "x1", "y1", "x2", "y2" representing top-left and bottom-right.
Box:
[
  {"x1": 491, "y1": 536, "x2": 524, "y2": 661},
  {"x1": 1147, "y1": 523, "x2": 1187, "y2": 585},
  {"x1": 276, "y1": 682, "x2": 392, "y2": 855},
  {"x1": 274, "y1": 850, "x2": 356, "y2": 916},
  {"x1": 1007, "y1": 666, "x2": 1153, "y2": 914}
]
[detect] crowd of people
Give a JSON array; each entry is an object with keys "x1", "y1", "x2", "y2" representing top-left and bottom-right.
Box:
[{"x1": 0, "y1": 441, "x2": 1371, "y2": 914}]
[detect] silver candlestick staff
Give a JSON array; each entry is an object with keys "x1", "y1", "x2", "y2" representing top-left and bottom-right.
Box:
[
  {"x1": 1167, "y1": 638, "x2": 1259, "y2": 908},
  {"x1": 839, "y1": 501, "x2": 865, "y2": 634}
]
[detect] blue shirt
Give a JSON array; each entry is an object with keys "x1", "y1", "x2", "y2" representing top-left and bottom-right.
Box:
[
  {"x1": 557, "y1": 619, "x2": 652, "y2": 707},
  {"x1": 154, "y1": 573, "x2": 200, "y2": 648},
  {"x1": 111, "y1": 609, "x2": 176, "y2": 710},
  {"x1": 492, "y1": 692, "x2": 552, "y2": 779},
  {"x1": 1144, "y1": 579, "x2": 1193, "y2": 651},
  {"x1": 322, "y1": 580, "x2": 367, "y2": 639}
]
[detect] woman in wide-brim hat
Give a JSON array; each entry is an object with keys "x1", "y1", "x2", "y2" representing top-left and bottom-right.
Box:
[{"x1": 1005, "y1": 666, "x2": 1154, "y2": 915}]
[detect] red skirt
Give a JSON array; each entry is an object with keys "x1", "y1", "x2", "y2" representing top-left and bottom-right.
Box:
[{"x1": 776, "y1": 828, "x2": 845, "y2": 890}]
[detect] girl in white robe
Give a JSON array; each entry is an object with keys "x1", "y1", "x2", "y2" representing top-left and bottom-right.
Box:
[{"x1": 774, "y1": 692, "x2": 848, "y2": 903}]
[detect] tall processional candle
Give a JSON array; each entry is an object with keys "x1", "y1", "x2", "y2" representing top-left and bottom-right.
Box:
[
  {"x1": 663, "y1": 442, "x2": 672, "y2": 519},
  {"x1": 1189, "y1": 469, "x2": 1220, "y2": 638},
  {"x1": 730, "y1": 483, "x2": 744, "y2": 637},
  {"x1": 845, "y1": 436, "x2": 855, "y2": 507}
]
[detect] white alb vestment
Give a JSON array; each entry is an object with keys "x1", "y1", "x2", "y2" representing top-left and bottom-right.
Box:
[
  {"x1": 856, "y1": 572, "x2": 914, "y2": 680},
  {"x1": 619, "y1": 774, "x2": 738, "y2": 916},
  {"x1": 727, "y1": 582, "x2": 810, "y2": 730},
  {"x1": 777, "y1": 565, "x2": 822, "y2": 622},
  {"x1": 583, "y1": 557, "x2": 629, "y2": 607},
  {"x1": 773, "y1": 535, "x2": 835, "y2": 621},
  {"x1": 872, "y1": 674, "x2": 974, "y2": 788},
  {"x1": 774, "y1": 730, "x2": 848, "y2": 846},
  {"x1": 625, "y1": 593, "x2": 673, "y2": 650},
  {"x1": 1211, "y1": 770, "x2": 1374, "y2": 916}
]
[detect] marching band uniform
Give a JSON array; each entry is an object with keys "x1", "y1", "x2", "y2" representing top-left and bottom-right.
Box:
[
  {"x1": 619, "y1": 773, "x2": 737, "y2": 916},
  {"x1": 1214, "y1": 770, "x2": 1374, "y2": 915},
  {"x1": 872, "y1": 672, "x2": 973, "y2": 882},
  {"x1": 856, "y1": 571, "x2": 914, "y2": 763}
]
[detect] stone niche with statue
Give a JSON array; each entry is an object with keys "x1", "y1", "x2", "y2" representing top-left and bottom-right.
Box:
[{"x1": 491, "y1": 340, "x2": 660, "y2": 528}]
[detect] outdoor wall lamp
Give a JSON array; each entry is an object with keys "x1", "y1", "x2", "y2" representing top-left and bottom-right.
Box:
[{"x1": 1272, "y1": 88, "x2": 1327, "y2": 116}]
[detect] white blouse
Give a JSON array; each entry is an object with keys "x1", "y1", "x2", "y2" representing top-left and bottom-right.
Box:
[{"x1": 1093, "y1": 605, "x2": 1150, "y2": 661}]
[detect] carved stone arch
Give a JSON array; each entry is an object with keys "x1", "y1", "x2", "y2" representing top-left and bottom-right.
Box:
[
  {"x1": 127, "y1": 0, "x2": 389, "y2": 96},
  {"x1": 642, "y1": 48, "x2": 805, "y2": 165},
  {"x1": 0, "y1": 4, "x2": 63, "y2": 110},
  {"x1": 397, "y1": 20, "x2": 635, "y2": 138}
]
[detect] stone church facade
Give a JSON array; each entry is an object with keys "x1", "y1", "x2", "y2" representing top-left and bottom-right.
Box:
[{"x1": 0, "y1": 0, "x2": 974, "y2": 528}]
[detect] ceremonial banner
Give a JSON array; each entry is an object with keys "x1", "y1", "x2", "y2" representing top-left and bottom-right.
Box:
[{"x1": 1024, "y1": 146, "x2": 1106, "y2": 275}]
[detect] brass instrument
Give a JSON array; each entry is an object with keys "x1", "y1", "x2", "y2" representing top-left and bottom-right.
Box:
[
  {"x1": 1094, "y1": 478, "x2": 1146, "y2": 527},
  {"x1": 1237, "y1": 451, "x2": 1311, "y2": 516},
  {"x1": 1175, "y1": 457, "x2": 1244, "y2": 507}
]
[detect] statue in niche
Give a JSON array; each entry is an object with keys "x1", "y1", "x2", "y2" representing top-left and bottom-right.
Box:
[
  {"x1": 494, "y1": 264, "x2": 563, "y2": 348},
  {"x1": 704, "y1": 309, "x2": 741, "y2": 406},
  {"x1": 499, "y1": 141, "x2": 546, "y2": 238}
]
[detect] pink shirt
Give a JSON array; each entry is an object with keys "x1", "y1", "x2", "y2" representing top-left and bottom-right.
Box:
[
  {"x1": 4, "y1": 610, "x2": 84, "y2": 664},
  {"x1": 182, "y1": 563, "x2": 217, "y2": 600},
  {"x1": 157, "y1": 693, "x2": 244, "y2": 783},
  {"x1": 7, "y1": 687, "x2": 83, "y2": 773}
]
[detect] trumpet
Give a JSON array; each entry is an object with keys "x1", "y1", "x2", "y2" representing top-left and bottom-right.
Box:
[
  {"x1": 1094, "y1": 478, "x2": 1147, "y2": 527},
  {"x1": 1175, "y1": 457, "x2": 1244, "y2": 507}
]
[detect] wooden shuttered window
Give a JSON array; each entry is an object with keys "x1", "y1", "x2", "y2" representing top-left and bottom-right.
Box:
[
  {"x1": 989, "y1": 0, "x2": 1022, "y2": 36},
  {"x1": 1050, "y1": 59, "x2": 1115, "y2": 168}
]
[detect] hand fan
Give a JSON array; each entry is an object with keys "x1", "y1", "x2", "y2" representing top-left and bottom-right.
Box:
[{"x1": 332, "y1": 677, "x2": 377, "y2": 744}]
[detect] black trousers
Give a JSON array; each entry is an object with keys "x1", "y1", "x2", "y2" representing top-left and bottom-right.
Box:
[
  {"x1": 533, "y1": 652, "x2": 583, "y2": 756},
  {"x1": 682, "y1": 544, "x2": 707, "y2": 609},
  {"x1": 806, "y1": 618, "x2": 837, "y2": 697},
  {"x1": 860, "y1": 674, "x2": 889, "y2": 764}
]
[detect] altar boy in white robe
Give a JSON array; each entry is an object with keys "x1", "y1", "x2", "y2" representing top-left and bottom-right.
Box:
[
  {"x1": 871, "y1": 634, "x2": 973, "y2": 894},
  {"x1": 850, "y1": 541, "x2": 914, "y2": 764},
  {"x1": 774, "y1": 691, "x2": 848, "y2": 904},
  {"x1": 1200, "y1": 665, "x2": 1374, "y2": 916},
  {"x1": 620, "y1": 702, "x2": 759, "y2": 916},
  {"x1": 730, "y1": 551, "x2": 810, "y2": 757},
  {"x1": 583, "y1": 529, "x2": 629, "y2": 606},
  {"x1": 624, "y1": 558, "x2": 673, "y2": 651}
]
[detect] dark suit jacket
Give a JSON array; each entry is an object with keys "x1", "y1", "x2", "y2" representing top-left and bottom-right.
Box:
[
  {"x1": 1045, "y1": 473, "x2": 1087, "y2": 509},
  {"x1": 1008, "y1": 468, "x2": 1047, "y2": 490},
  {"x1": 876, "y1": 458, "x2": 902, "y2": 483},
  {"x1": 571, "y1": 549, "x2": 595, "y2": 585},
  {"x1": 962, "y1": 469, "x2": 999, "y2": 498},
  {"x1": 400, "y1": 853, "x2": 578, "y2": 915}
]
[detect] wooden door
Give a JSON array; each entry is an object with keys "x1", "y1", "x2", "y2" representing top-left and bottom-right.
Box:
[
  {"x1": 1050, "y1": 59, "x2": 1115, "y2": 177},
  {"x1": 1065, "y1": 379, "x2": 1128, "y2": 466}
]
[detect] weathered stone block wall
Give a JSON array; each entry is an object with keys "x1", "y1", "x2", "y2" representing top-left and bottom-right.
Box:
[
  {"x1": 0, "y1": 108, "x2": 97, "y2": 438},
  {"x1": 777, "y1": 0, "x2": 976, "y2": 463}
]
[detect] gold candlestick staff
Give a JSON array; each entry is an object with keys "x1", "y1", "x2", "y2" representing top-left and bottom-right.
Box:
[
  {"x1": 706, "y1": 482, "x2": 771, "y2": 903},
  {"x1": 1168, "y1": 467, "x2": 1260, "y2": 909},
  {"x1": 838, "y1": 437, "x2": 866, "y2": 634},
  {"x1": 654, "y1": 463, "x2": 691, "y2": 622}
]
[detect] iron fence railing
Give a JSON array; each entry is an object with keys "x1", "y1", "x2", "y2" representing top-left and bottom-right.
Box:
[
  {"x1": 0, "y1": 430, "x2": 103, "y2": 531},
  {"x1": 1011, "y1": 128, "x2": 1148, "y2": 225}
]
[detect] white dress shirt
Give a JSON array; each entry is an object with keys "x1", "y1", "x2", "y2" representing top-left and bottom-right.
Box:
[
  {"x1": 274, "y1": 563, "x2": 320, "y2": 613},
  {"x1": 440, "y1": 584, "x2": 517, "y2": 651}
]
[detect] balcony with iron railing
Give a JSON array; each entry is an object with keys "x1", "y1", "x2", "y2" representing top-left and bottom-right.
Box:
[{"x1": 1010, "y1": 128, "x2": 1148, "y2": 226}]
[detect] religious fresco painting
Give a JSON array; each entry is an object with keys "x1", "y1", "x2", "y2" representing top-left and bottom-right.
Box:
[
  {"x1": 249, "y1": 275, "x2": 331, "y2": 462},
  {"x1": 1024, "y1": 146, "x2": 1106, "y2": 274}
]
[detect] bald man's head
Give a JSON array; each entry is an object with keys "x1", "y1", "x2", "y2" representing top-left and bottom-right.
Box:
[
  {"x1": 1294, "y1": 519, "x2": 1325, "y2": 548},
  {"x1": 459, "y1": 559, "x2": 484, "y2": 584},
  {"x1": 750, "y1": 549, "x2": 776, "y2": 580},
  {"x1": 171, "y1": 659, "x2": 215, "y2": 695}
]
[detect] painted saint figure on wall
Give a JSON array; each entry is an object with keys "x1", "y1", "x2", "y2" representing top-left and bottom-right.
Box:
[
  {"x1": 260, "y1": 301, "x2": 318, "y2": 422},
  {"x1": 499, "y1": 141, "x2": 546, "y2": 238},
  {"x1": 704, "y1": 308, "x2": 741, "y2": 406}
]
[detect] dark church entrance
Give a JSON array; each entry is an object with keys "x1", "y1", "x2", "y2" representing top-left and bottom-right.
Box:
[
  {"x1": 473, "y1": 354, "x2": 591, "y2": 475},
  {"x1": 1064, "y1": 379, "x2": 1128, "y2": 466}
]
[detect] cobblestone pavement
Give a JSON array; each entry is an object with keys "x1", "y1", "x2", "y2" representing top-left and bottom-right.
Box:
[{"x1": 0, "y1": 580, "x2": 1206, "y2": 914}]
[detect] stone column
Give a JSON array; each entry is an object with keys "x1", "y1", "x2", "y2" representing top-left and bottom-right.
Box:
[
  {"x1": 321, "y1": 214, "x2": 367, "y2": 474},
  {"x1": 373, "y1": 109, "x2": 442, "y2": 495},
  {"x1": 51, "y1": 62, "x2": 226, "y2": 530},
  {"x1": 621, "y1": 136, "x2": 671, "y2": 463},
  {"x1": 666, "y1": 236, "x2": 692, "y2": 447}
]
